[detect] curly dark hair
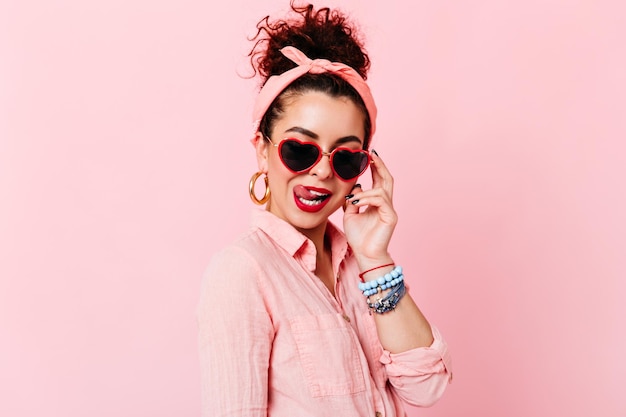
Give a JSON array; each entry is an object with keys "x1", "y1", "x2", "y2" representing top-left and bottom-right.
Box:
[{"x1": 249, "y1": 1, "x2": 373, "y2": 148}]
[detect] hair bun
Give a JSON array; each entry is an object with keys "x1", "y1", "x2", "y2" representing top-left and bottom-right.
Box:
[{"x1": 250, "y1": 2, "x2": 370, "y2": 83}]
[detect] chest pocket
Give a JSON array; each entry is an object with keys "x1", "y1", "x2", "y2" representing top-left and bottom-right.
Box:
[{"x1": 289, "y1": 313, "x2": 367, "y2": 397}]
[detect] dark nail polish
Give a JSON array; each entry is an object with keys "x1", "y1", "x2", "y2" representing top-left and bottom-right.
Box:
[
  {"x1": 351, "y1": 199, "x2": 360, "y2": 205},
  {"x1": 372, "y1": 149, "x2": 379, "y2": 156},
  {"x1": 345, "y1": 194, "x2": 354, "y2": 200},
  {"x1": 353, "y1": 183, "x2": 362, "y2": 189}
]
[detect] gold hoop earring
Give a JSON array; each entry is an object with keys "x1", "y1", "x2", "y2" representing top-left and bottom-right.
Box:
[{"x1": 249, "y1": 172, "x2": 270, "y2": 205}]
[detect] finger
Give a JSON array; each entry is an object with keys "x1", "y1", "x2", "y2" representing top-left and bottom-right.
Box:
[
  {"x1": 346, "y1": 184, "x2": 389, "y2": 204},
  {"x1": 348, "y1": 189, "x2": 391, "y2": 208},
  {"x1": 343, "y1": 183, "x2": 362, "y2": 214},
  {"x1": 369, "y1": 150, "x2": 394, "y2": 197},
  {"x1": 349, "y1": 193, "x2": 398, "y2": 224},
  {"x1": 343, "y1": 196, "x2": 360, "y2": 215},
  {"x1": 348, "y1": 187, "x2": 394, "y2": 209}
]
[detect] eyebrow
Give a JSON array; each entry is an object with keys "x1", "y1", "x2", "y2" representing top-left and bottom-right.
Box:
[{"x1": 284, "y1": 126, "x2": 363, "y2": 146}]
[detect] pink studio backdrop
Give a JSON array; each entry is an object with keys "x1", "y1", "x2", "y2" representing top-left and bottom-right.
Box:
[{"x1": 1, "y1": 0, "x2": 624, "y2": 416}]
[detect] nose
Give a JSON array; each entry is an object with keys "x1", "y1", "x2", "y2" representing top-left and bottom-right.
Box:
[{"x1": 309, "y1": 152, "x2": 333, "y2": 180}]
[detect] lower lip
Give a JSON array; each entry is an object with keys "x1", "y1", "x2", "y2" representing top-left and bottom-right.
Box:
[{"x1": 293, "y1": 192, "x2": 331, "y2": 213}]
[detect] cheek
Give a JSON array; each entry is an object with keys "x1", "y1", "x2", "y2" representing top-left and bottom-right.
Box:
[
  {"x1": 267, "y1": 154, "x2": 297, "y2": 184},
  {"x1": 337, "y1": 180, "x2": 358, "y2": 198},
  {"x1": 267, "y1": 151, "x2": 285, "y2": 174}
]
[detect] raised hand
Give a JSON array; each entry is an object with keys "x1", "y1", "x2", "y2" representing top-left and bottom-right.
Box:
[{"x1": 343, "y1": 150, "x2": 398, "y2": 269}]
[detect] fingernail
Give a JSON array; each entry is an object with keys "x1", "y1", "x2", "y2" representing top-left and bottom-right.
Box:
[
  {"x1": 353, "y1": 183, "x2": 362, "y2": 189},
  {"x1": 345, "y1": 194, "x2": 354, "y2": 200},
  {"x1": 351, "y1": 199, "x2": 360, "y2": 205},
  {"x1": 372, "y1": 149, "x2": 379, "y2": 156}
]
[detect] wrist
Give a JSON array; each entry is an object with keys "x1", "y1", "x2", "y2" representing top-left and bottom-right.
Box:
[{"x1": 356, "y1": 255, "x2": 395, "y2": 281}]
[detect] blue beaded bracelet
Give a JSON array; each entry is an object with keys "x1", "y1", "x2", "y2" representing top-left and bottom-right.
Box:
[
  {"x1": 360, "y1": 274, "x2": 404, "y2": 297},
  {"x1": 367, "y1": 280, "x2": 406, "y2": 314},
  {"x1": 358, "y1": 265, "x2": 403, "y2": 297}
]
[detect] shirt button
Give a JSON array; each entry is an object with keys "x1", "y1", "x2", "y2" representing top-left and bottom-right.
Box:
[
  {"x1": 342, "y1": 314, "x2": 351, "y2": 323},
  {"x1": 375, "y1": 412, "x2": 382, "y2": 417}
]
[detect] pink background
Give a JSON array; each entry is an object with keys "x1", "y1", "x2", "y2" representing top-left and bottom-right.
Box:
[{"x1": 1, "y1": 0, "x2": 624, "y2": 416}]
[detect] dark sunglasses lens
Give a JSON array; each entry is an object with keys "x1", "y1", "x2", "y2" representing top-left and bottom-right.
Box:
[
  {"x1": 332, "y1": 150, "x2": 369, "y2": 180},
  {"x1": 280, "y1": 140, "x2": 320, "y2": 172}
]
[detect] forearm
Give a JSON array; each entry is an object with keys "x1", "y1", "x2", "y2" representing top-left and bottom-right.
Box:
[
  {"x1": 372, "y1": 293, "x2": 434, "y2": 353},
  {"x1": 357, "y1": 258, "x2": 434, "y2": 353}
]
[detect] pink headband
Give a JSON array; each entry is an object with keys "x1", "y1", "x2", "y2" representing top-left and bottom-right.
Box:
[{"x1": 251, "y1": 46, "x2": 377, "y2": 145}]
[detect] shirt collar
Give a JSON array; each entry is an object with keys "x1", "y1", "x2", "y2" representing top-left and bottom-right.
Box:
[{"x1": 250, "y1": 209, "x2": 350, "y2": 273}]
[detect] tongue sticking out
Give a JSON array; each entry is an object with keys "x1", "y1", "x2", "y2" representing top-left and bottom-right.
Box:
[{"x1": 294, "y1": 185, "x2": 325, "y2": 200}]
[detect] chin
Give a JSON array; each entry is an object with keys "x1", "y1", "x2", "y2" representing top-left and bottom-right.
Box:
[{"x1": 289, "y1": 204, "x2": 342, "y2": 231}]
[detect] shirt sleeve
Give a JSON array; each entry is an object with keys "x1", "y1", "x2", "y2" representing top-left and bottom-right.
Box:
[
  {"x1": 197, "y1": 245, "x2": 274, "y2": 417},
  {"x1": 379, "y1": 326, "x2": 453, "y2": 407}
]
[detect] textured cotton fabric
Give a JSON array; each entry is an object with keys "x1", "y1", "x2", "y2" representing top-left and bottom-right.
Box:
[{"x1": 198, "y1": 209, "x2": 452, "y2": 417}]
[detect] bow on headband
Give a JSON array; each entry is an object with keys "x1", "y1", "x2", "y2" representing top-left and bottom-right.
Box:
[{"x1": 251, "y1": 46, "x2": 377, "y2": 145}]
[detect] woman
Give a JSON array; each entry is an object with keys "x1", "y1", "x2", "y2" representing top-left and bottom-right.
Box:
[{"x1": 198, "y1": 3, "x2": 452, "y2": 416}]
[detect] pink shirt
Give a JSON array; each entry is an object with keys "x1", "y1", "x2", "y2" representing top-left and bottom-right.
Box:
[{"x1": 197, "y1": 209, "x2": 452, "y2": 417}]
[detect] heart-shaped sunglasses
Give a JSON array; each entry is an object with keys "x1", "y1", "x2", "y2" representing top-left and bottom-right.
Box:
[{"x1": 268, "y1": 137, "x2": 371, "y2": 181}]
